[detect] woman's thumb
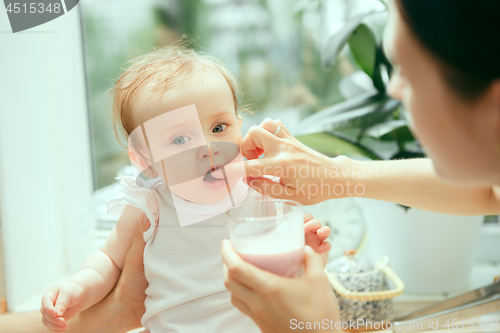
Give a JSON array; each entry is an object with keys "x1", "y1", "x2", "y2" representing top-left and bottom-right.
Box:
[
  {"x1": 244, "y1": 158, "x2": 282, "y2": 178},
  {"x1": 244, "y1": 159, "x2": 264, "y2": 178},
  {"x1": 125, "y1": 217, "x2": 149, "y2": 269}
]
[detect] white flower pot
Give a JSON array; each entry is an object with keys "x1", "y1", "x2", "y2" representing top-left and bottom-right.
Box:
[{"x1": 355, "y1": 198, "x2": 483, "y2": 294}]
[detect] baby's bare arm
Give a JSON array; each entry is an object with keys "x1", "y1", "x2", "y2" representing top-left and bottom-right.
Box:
[
  {"x1": 71, "y1": 205, "x2": 146, "y2": 311},
  {"x1": 41, "y1": 206, "x2": 147, "y2": 331}
]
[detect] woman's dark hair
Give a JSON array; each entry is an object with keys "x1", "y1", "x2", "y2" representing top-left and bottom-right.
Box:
[{"x1": 396, "y1": 0, "x2": 500, "y2": 100}]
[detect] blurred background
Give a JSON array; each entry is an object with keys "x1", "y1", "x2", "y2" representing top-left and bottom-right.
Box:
[
  {"x1": 0, "y1": 0, "x2": 498, "y2": 320},
  {"x1": 82, "y1": 0, "x2": 376, "y2": 189}
]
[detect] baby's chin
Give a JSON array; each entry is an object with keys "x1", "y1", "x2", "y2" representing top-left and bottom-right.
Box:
[{"x1": 170, "y1": 177, "x2": 241, "y2": 205}]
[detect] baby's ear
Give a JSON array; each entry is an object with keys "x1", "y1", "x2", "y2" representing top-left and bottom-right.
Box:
[{"x1": 128, "y1": 146, "x2": 158, "y2": 179}]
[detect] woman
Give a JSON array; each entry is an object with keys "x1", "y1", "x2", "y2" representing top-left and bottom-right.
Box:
[{"x1": 222, "y1": 0, "x2": 500, "y2": 332}]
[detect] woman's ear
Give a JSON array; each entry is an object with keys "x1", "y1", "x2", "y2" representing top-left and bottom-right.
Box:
[{"x1": 128, "y1": 146, "x2": 158, "y2": 179}]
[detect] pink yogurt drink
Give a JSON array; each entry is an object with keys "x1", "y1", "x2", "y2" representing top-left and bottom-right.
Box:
[{"x1": 237, "y1": 247, "x2": 304, "y2": 277}]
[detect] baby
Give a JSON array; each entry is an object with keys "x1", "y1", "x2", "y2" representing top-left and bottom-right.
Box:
[{"x1": 40, "y1": 46, "x2": 331, "y2": 332}]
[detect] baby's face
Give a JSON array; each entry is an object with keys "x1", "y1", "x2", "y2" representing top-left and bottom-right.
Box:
[{"x1": 130, "y1": 78, "x2": 244, "y2": 204}]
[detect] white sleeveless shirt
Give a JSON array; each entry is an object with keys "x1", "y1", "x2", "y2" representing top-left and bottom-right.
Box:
[{"x1": 108, "y1": 177, "x2": 263, "y2": 333}]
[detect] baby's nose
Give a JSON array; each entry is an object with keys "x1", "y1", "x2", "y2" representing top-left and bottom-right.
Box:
[
  {"x1": 197, "y1": 143, "x2": 220, "y2": 160},
  {"x1": 209, "y1": 142, "x2": 221, "y2": 156}
]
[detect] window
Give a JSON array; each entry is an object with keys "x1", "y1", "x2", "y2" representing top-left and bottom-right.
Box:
[
  {"x1": 0, "y1": 6, "x2": 93, "y2": 311},
  {"x1": 81, "y1": 0, "x2": 351, "y2": 190}
]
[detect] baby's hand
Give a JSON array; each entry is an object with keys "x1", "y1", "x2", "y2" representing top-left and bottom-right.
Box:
[
  {"x1": 304, "y1": 213, "x2": 331, "y2": 267},
  {"x1": 41, "y1": 282, "x2": 85, "y2": 331}
]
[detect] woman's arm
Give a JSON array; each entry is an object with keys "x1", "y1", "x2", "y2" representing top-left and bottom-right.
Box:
[
  {"x1": 241, "y1": 119, "x2": 500, "y2": 215},
  {"x1": 2, "y1": 217, "x2": 149, "y2": 333},
  {"x1": 342, "y1": 157, "x2": 500, "y2": 215}
]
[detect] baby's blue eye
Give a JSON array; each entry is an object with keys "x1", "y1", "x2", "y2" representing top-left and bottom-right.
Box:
[
  {"x1": 172, "y1": 136, "x2": 190, "y2": 145},
  {"x1": 213, "y1": 124, "x2": 227, "y2": 133}
]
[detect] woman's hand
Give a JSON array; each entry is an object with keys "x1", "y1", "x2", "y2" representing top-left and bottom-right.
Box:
[
  {"x1": 103, "y1": 218, "x2": 150, "y2": 328},
  {"x1": 0, "y1": 220, "x2": 149, "y2": 333},
  {"x1": 240, "y1": 118, "x2": 352, "y2": 205},
  {"x1": 221, "y1": 240, "x2": 342, "y2": 333},
  {"x1": 68, "y1": 218, "x2": 150, "y2": 332}
]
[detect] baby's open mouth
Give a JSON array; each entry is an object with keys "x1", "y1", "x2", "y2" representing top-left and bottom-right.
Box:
[{"x1": 203, "y1": 167, "x2": 225, "y2": 183}]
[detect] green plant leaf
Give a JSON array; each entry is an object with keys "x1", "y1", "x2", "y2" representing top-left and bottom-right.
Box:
[
  {"x1": 371, "y1": 45, "x2": 387, "y2": 93},
  {"x1": 390, "y1": 151, "x2": 425, "y2": 160},
  {"x1": 348, "y1": 24, "x2": 377, "y2": 78},
  {"x1": 378, "y1": 43, "x2": 393, "y2": 76},
  {"x1": 357, "y1": 97, "x2": 400, "y2": 127},
  {"x1": 297, "y1": 101, "x2": 381, "y2": 135},
  {"x1": 321, "y1": 12, "x2": 374, "y2": 68},
  {"x1": 297, "y1": 91, "x2": 388, "y2": 136},
  {"x1": 385, "y1": 125, "x2": 415, "y2": 142},
  {"x1": 377, "y1": 0, "x2": 389, "y2": 9},
  {"x1": 314, "y1": 98, "x2": 399, "y2": 132},
  {"x1": 364, "y1": 120, "x2": 415, "y2": 142},
  {"x1": 296, "y1": 132, "x2": 382, "y2": 160}
]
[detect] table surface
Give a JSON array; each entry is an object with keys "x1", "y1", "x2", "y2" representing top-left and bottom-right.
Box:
[
  {"x1": 127, "y1": 263, "x2": 500, "y2": 333},
  {"x1": 360, "y1": 307, "x2": 500, "y2": 333},
  {"x1": 127, "y1": 310, "x2": 500, "y2": 333}
]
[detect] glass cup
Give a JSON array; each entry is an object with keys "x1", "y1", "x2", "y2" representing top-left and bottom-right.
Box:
[{"x1": 227, "y1": 199, "x2": 305, "y2": 278}]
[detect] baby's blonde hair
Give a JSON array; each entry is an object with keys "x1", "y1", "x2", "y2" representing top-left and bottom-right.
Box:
[{"x1": 111, "y1": 44, "x2": 247, "y2": 146}]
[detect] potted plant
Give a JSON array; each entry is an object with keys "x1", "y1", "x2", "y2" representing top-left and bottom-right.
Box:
[
  {"x1": 295, "y1": 6, "x2": 423, "y2": 161},
  {"x1": 294, "y1": 5, "x2": 483, "y2": 294}
]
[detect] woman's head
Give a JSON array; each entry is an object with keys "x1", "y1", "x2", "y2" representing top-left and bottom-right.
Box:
[{"x1": 385, "y1": 0, "x2": 500, "y2": 185}]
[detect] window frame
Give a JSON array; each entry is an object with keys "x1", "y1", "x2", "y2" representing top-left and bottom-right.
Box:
[{"x1": 0, "y1": 5, "x2": 93, "y2": 312}]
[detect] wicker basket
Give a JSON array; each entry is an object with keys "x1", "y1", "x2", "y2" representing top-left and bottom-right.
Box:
[{"x1": 325, "y1": 251, "x2": 405, "y2": 331}]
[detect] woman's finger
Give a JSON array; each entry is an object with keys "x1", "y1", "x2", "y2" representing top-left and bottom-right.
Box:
[
  {"x1": 119, "y1": 215, "x2": 149, "y2": 280},
  {"x1": 258, "y1": 118, "x2": 286, "y2": 139},
  {"x1": 273, "y1": 119, "x2": 292, "y2": 137},
  {"x1": 223, "y1": 263, "x2": 257, "y2": 301},
  {"x1": 112, "y1": 215, "x2": 149, "y2": 326},
  {"x1": 125, "y1": 217, "x2": 149, "y2": 271},
  {"x1": 247, "y1": 177, "x2": 297, "y2": 200},
  {"x1": 221, "y1": 240, "x2": 277, "y2": 291},
  {"x1": 258, "y1": 118, "x2": 277, "y2": 131},
  {"x1": 246, "y1": 177, "x2": 289, "y2": 198},
  {"x1": 230, "y1": 295, "x2": 253, "y2": 318},
  {"x1": 243, "y1": 162, "x2": 280, "y2": 180},
  {"x1": 240, "y1": 125, "x2": 282, "y2": 161},
  {"x1": 259, "y1": 118, "x2": 292, "y2": 139}
]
